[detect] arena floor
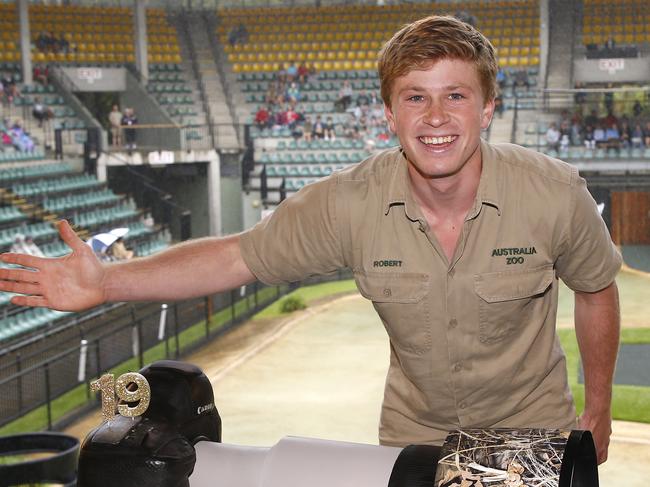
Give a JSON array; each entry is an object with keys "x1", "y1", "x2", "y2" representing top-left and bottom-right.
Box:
[{"x1": 66, "y1": 292, "x2": 650, "y2": 486}]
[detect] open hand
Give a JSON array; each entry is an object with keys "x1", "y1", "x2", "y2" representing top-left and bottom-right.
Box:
[{"x1": 0, "y1": 220, "x2": 107, "y2": 312}]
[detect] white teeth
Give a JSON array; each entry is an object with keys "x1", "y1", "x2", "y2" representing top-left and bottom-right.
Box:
[{"x1": 420, "y1": 135, "x2": 456, "y2": 145}]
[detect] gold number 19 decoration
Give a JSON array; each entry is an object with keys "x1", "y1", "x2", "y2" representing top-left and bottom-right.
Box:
[{"x1": 90, "y1": 372, "x2": 151, "y2": 422}]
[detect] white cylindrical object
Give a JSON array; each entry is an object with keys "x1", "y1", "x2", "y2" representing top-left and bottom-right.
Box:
[
  {"x1": 158, "y1": 303, "x2": 168, "y2": 340},
  {"x1": 192, "y1": 442, "x2": 269, "y2": 487},
  {"x1": 190, "y1": 437, "x2": 402, "y2": 487},
  {"x1": 78, "y1": 339, "x2": 88, "y2": 383},
  {"x1": 262, "y1": 437, "x2": 401, "y2": 487}
]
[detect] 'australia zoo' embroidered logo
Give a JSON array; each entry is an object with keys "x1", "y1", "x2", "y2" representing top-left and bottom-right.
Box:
[{"x1": 491, "y1": 247, "x2": 536, "y2": 265}]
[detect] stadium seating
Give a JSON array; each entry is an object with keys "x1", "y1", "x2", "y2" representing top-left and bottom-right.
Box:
[{"x1": 0, "y1": 3, "x2": 181, "y2": 65}]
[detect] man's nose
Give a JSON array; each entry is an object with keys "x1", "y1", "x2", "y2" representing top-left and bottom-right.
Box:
[{"x1": 424, "y1": 101, "x2": 450, "y2": 127}]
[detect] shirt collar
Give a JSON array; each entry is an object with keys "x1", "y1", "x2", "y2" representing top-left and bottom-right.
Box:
[
  {"x1": 384, "y1": 139, "x2": 502, "y2": 220},
  {"x1": 384, "y1": 148, "x2": 422, "y2": 222}
]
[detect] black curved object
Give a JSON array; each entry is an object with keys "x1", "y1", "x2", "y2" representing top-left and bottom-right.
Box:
[
  {"x1": 387, "y1": 444, "x2": 441, "y2": 487},
  {"x1": 0, "y1": 432, "x2": 80, "y2": 486},
  {"x1": 559, "y1": 430, "x2": 599, "y2": 487},
  {"x1": 139, "y1": 360, "x2": 222, "y2": 444}
]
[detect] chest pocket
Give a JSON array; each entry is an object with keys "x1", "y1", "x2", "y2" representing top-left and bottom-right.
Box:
[
  {"x1": 474, "y1": 264, "x2": 554, "y2": 345},
  {"x1": 354, "y1": 270, "x2": 431, "y2": 355}
]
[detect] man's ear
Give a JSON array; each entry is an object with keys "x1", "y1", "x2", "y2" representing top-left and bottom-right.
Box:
[
  {"x1": 481, "y1": 98, "x2": 496, "y2": 130},
  {"x1": 384, "y1": 103, "x2": 397, "y2": 134}
]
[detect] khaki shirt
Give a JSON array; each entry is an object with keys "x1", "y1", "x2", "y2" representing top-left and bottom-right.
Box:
[{"x1": 240, "y1": 140, "x2": 622, "y2": 446}]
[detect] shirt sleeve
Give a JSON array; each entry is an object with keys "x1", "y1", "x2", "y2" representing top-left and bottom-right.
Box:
[
  {"x1": 239, "y1": 175, "x2": 346, "y2": 285},
  {"x1": 555, "y1": 173, "x2": 622, "y2": 292}
]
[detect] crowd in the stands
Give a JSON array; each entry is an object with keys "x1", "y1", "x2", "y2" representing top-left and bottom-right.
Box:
[
  {"x1": 545, "y1": 97, "x2": 650, "y2": 153},
  {"x1": 253, "y1": 61, "x2": 393, "y2": 151}
]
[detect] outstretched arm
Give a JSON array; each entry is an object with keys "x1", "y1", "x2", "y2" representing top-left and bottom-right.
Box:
[
  {"x1": 0, "y1": 220, "x2": 256, "y2": 312},
  {"x1": 574, "y1": 280, "x2": 620, "y2": 465}
]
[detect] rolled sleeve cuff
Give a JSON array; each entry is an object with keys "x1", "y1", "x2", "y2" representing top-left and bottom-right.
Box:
[{"x1": 239, "y1": 229, "x2": 290, "y2": 286}]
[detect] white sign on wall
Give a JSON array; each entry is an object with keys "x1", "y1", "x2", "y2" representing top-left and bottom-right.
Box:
[{"x1": 598, "y1": 58, "x2": 625, "y2": 75}]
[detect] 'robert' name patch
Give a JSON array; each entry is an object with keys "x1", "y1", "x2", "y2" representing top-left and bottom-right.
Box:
[{"x1": 373, "y1": 260, "x2": 402, "y2": 268}]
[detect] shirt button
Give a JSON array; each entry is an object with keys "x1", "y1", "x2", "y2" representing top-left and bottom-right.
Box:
[
  {"x1": 459, "y1": 402, "x2": 467, "y2": 410},
  {"x1": 449, "y1": 318, "x2": 458, "y2": 328},
  {"x1": 453, "y1": 362, "x2": 462, "y2": 372},
  {"x1": 383, "y1": 288, "x2": 392, "y2": 297}
]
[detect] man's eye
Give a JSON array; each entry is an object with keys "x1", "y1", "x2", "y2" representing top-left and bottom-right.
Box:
[
  {"x1": 407, "y1": 95, "x2": 424, "y2": 102},
  {"x1": 449, "y1": 93, "x2": 465, "y2": 100}
]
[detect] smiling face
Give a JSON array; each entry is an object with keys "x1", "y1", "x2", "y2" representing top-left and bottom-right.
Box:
[{"x1": 385, "y1": 58, "x2": 494, "y2": 182}]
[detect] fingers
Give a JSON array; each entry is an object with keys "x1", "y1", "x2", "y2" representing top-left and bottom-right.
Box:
[
  {"x1": 57, "y1": 220, "x2": 86, "y2": 252},
  {"x1": 0, "y1": 252, "x2": 43, "y2": 269},
  {"x1": 0, "y1": 281, "x2": 41, "y2": 296},
  {"x1": 0, "y1": 267, "x2": 40, "y2": 284},
  {"x1": 11, "y1": 294, "x2": 49, "y2": 308}
]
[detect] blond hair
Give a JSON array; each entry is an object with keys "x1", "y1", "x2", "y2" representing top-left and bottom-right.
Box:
[{"x1": 378, "y1": 15, "x2": 498, "y2": 107}]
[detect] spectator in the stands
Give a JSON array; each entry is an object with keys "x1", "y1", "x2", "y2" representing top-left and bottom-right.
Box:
[
  {"x1": 110, "y1": 238, "x2": 134, "y2": 260},
  {"x1": 121, "y1": 107, "x2": 138, "y2": 150},
  {"x1": 10, "y1": 234, "x2": 28, "y2": 255},
  {"x1": 285, "y1": 82, "x2": 301, "y2": 106},
  {"x1": 545, "y1": 122, "x2": 560, "y2": 151},
  {"x1": 323, "y1": 116, "x2": 336, "y2": 141},
  {"x1": 583, "y1": 125, "x2": 596, "y2": 149},
  {"x1": 570, "y1": 119, "x2": 582, "y2": 146},
  {"x1": 604, "y1": 122, "x2": 620, "y2": 150},
  {"x1": 33, "y1": 65, "x2": 49, "y2": 86},
  {"x1": 1, "y1": 74, "x2": 19, "y2": 104},
  {"x1": 32, "y1": 97, "x2": 54, "y2": 127},
  {"x1": 630, "y1": 123, "x2": 644, "y2": 148},
  {"x1": 643, "y1": 121, "x2": 650, "y2": 147},
  {"x1": 254, "y1": 105, "x2": 271, "y2": 129},
  {"x1": 10, "y1": 121, "x2": 34, "y2": 152},
  {"x1": 593, "y1": 123, "x2": 607, "y2": 148},
  {"x1": 301, "y1": 115, "x2": 313, "y2": 142},
  {"x1": 312, "y1": 115, "x2": 325, "y2": 139},
  {"x1": 286, "y1": 61, "x2": 298, "y2": 82},
  {"x1": 335, "y1": 80, "x2": 353, "y2": 112},
  {"x1": 603, "y1": 110, "x2": 618, "y2": 129},
  {"x1": 297, "y1": 62, "x2": 310, "y2": 84},
  {"x1": 619, "y1": 120, "x2": 632, "y2": 148},
  {"x1": 108, "y1": 104, "x2": 123, "y2": 147},
  {"x1": 284, "y1": 106, "x2": 300, "y2": 129},
  {"x1": 633, "y1": 100, "x2": 643, "y2": 118},
  {"x1": 23, "y1": 236, "x2": 45, "y2": 258},
  {"x1": 356, "y1": 90, "x2": 370, "y2": 108}
]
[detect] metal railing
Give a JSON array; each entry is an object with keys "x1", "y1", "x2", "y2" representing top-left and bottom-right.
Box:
[{"x1": 0, "y1": 270, "x2": 351, "y2": 432}]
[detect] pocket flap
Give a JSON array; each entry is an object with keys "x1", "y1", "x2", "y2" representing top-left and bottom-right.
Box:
[
  {"x1": 475, "y1": 265, "x2": 554, "y2": 303},
  {"x1": 354, "y1": 270, "x2": 429, "y2": 303}
]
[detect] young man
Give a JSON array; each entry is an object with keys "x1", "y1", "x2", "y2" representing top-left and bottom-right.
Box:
[{"x1": 0, "y1": 16, "x2": 620, "y2": 464}]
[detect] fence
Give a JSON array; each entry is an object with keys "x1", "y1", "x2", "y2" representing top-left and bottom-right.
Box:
[{"x1": 0, "y1": 270, "x2": 350, "y2": 432}]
